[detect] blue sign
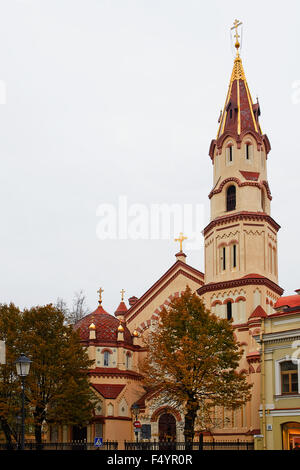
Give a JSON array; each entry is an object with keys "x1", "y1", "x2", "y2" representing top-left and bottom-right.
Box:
[{"x1": 94, "y1": 437, "x2": 103, "y2": 447}]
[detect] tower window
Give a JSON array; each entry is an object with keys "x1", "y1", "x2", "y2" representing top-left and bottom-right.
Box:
[
  {"x1": 245, "y1": 143, "x2": 252, "y2": 160},
  {"x1": 230, "y1": 109, "x2": 233, "y2": 119},
  {"x1": 226, "y1": 302, "x2": 232, "y2": 321},
  {"x1": 222, "y1": 246, "x2": 226, "y2": 271},
  {"x1": 226, "y1": 145, "x2": 234, "y2": 165},
  {"x1": 233, "y1": 244, "x2": 237, "y2": 268},
  {"x1": 226, "y1": 185, "x2": 236, "y2": 211}
]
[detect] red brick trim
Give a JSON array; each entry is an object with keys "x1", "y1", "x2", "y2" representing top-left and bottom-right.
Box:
[
  {"x1": 126, "y1": 267, "x2": 204, "y2": 325},
  {"x1": 208, "y1": 177, "x2": 272, "y2": 200},
  {"x1": 197, "y1": 276, "x2": 283, "y2": 297},
  {"x1": 203, "y1": 212, "x2": 280, "y2": 236},
  {"x1": 150, "y1": 406, "x2": 182, "y2": 423}
]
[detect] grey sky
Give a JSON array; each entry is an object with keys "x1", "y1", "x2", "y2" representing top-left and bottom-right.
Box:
[{"x1": 1, "y1": 0, "x2": 299, "y2": 315}]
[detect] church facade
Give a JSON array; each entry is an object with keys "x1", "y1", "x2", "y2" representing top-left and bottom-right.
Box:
[{"x1": 48, "y1": 24, "x2": 300, "y2": 450}]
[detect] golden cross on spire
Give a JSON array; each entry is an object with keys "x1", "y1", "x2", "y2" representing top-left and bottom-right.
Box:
[
  {"x1": 120, "y1": 289, "x2": 125, "y2": 301},
  {"x1": 97, "y1": 287, "x2": 104, "y2": 304},
  {"x1": 174, "y1": 232, "x2": 187, "y2": 252},
  {"x1": 231, "y1": 19, "x2": 243, "y2": 56}
]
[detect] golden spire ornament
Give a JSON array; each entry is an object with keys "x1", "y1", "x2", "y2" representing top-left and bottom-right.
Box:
[
  {"x1": 97, "y1": 287, "x2": 104, "y2": 304},
  {"x1": 120, "y1": 289, "x2": 125, "y2": 302},
  {"x1": 231, "y1": 19, "x2": 243, "y2": 56},
  {"x1": 174, "y1": 232, "x2": 187, "y2": 252}
]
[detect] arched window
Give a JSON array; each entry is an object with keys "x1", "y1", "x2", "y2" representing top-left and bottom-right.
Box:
[
  {"x1": 245, "y1": 143, "x2": 253, "y2": 161},
  {"x1": 126, "y1": 352, "x2": 131, "y2": 369},
  {"x1": 226, "y1": 185, "x2": 236, "y2": 211},
  {"x1": 226, "y1": 302, "x2": 232, "y2": 321},
  {"x1": 232, "y1": 244, "x2": 237, "y2": 268},
  {"x1": 226, "y1": 145, "x2": 234, "y2": 165}
]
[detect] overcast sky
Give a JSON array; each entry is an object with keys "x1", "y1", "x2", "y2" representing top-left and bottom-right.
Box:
[{"x1": 0, "y1": 0, "x2": 299, "y2": 315}]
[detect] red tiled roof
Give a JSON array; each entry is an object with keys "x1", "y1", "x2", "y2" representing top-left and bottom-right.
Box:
[
  {"x1": 249, "y1": 305, "x2": 267, "y2": 320},
  {"x1": 91, "y1": 384, "x2": 125, "y2": 399},
  {"x1": 275, "y1": 295, "x2": 300, "y2": 309},
  {"x1": 74, "y1": 303, "x2": 133, "y2": 345},
  {"x1": 114, "y1": 301, "x2": 128, "y2": 317}
]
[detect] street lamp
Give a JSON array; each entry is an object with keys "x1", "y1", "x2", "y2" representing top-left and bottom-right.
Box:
[
  {"x1": 131, "y1": 403, "x2": 140, "y2": 443},
  {"x1": 15, "y1": 354, "x2": 32, "y2": 450}
]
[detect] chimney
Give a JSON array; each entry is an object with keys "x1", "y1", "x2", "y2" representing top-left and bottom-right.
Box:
[{"x1": 129, "y1": 296, "x2": 138, "y2": 307}]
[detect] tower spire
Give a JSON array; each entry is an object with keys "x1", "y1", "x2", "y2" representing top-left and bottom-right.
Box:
[{"x1": 216, "y1": 21, "x2": 262, "y2": 140}]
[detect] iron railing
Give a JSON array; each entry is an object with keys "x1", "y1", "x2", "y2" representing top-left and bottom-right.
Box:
[
  {"x1": 0, "y1": 440, "x2": 118, "y2": 451},
  {"x1": 124, "y1": 440, "x2": 254, "y2": 451}
]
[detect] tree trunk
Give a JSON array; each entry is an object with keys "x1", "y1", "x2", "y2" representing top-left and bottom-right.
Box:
[
  {"x1": 34, "y1": 407, "x2": 45, "y2": 450},
  {"x1": 0, "y1": 418, "x2": 14, "y2": 449},
  {"x1": 184, "y1": 400, "x2": 198, "y2": 448}
]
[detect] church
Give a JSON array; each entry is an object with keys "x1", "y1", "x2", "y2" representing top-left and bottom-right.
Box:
[{"x1": 49, "y1": 21, "x2": 300, "y2": 450}]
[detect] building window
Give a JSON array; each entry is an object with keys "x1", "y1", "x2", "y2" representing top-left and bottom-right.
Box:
[
  {"x1": 281, "y1": 361, "x2": 298, "y2": 394},
  {"x1": 226, "y1": 145, "x2": 233, "y2": 164},
  {"x1": 103, "y1": 351, "x2": 110, "y2": 367},
  {"x1": 226, "y1": 185, "x2": 236, "y2": 211},
  {"x1": 126, "y1": 352, "x2": 131, "y2": 369},
  {"x1": 232, "y1": 244, "x2": 237, "y2": 268},
  {"x1": 226, "y1": 302, "x2": 232, "y2": 321},
  {"x1": 95, "y1": 423, "x2": 103, "y2": 438},
  {"x1": 245, "y1": 143, "x2": 252, "y2": 160},
  {"x1": 222, "y1": 246, "x2": 226, "y2": 271}
]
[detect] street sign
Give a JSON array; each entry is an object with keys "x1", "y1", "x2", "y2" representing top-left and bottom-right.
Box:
[
  {"x1": 94, "y1": 437, "x2": 103, "y2": 447},
  {"x1": 134, "y1": 427, "x2": 141, "y2": 433},
  {"x1": 134, "y1": 420, "x2": 141, "y2": 428}
]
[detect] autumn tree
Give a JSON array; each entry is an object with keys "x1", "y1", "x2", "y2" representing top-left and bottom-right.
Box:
[
  {"x1": 141, "y1": 287, "x2": 252, "y2": 442},
  {"x1": 0, "y1": 303, "x2": 23, "y2": 447},
  {"x1": 19, "y1": 304, "x2": 96, "y2": 445}
]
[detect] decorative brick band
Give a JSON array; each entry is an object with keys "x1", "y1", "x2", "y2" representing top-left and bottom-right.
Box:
[
  {"x1": 151, "y1": 406, "x2": 182, "y2": 423},
  {"x1": 208, "y1": 177, "x2": 272, "y2": 200},
  {"x1": 203, "y1": 212, "x2": 280, "y2": 236},
  {"x1": 197, "y1": 276, "x2": 284, "y2": 297}
]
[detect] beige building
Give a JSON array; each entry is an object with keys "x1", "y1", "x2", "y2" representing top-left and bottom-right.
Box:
[
  {"x1": 254, "y1": 293, "x2": 300, "y2": 450},
  {"x1": 48, "y1": 23, "x2": 300, "y2": 449}
]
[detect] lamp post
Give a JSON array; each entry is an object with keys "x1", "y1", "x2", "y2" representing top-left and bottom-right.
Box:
[
  {"x1": 15, "y1": 353, "x2": 32, "y2": 450},
  {"x1": 131, "y1": 403, "x2": 140, "y2": 443}
]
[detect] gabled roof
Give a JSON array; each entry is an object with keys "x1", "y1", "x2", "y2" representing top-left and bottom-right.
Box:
[
  {"x1": 91, "y1": 384, "x2": 125, "y2": 399},
  {"x1": 249, "y1": 305, "x2": 267, "y2": 320},
  {"x1": 125, "y1": 256, "x2": 204, "y2": 324}
]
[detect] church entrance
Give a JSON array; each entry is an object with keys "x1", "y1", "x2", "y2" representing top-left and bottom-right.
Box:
[
  {"x1": 72, "y1": 425, "x2": 87, "y2": 450},
  {"x1": 158, "y1": 413, "x2": 176, "y2": 442}
]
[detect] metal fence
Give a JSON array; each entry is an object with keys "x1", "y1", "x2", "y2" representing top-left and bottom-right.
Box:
[
  {"x1": 124, "y1": 440, "x2": 254, "y2": 451},
  {"x1": 0, "y1": 440, "x2": 118, "y2": 451}
]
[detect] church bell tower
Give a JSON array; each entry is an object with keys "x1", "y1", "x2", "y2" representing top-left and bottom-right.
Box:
[{"x1": 203, "y1": 21, "x2": 280, "y2": 287}]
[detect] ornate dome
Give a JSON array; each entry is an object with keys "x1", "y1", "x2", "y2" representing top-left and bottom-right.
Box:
[{"x1": 74, "y1": 303, "x2": 133, "y2": 346}]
